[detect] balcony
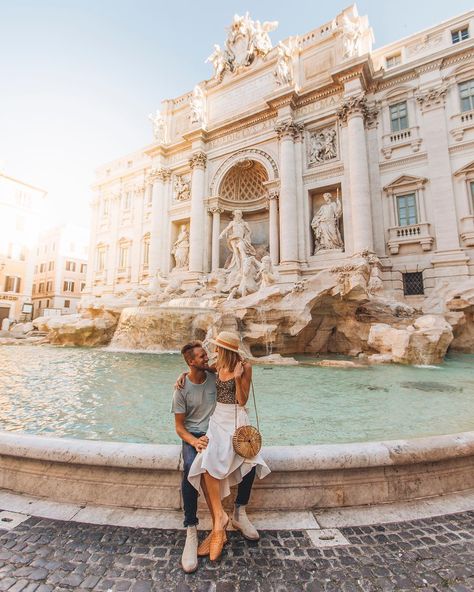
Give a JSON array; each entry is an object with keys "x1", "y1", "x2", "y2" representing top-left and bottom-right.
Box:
[
  {"x1": 460, "y1": 215, "x2": 474, "y2": 247},
  {"x1": 387, "y1": 222, "x2": 434, "y2": 255},
  {"x1": 381, "y1": 126, "x2": 421, "y2": 159},
  {"x1": 450, "y1": 109, "x2": 474, "y2": 142},
  {"x1": 116, "y1": 266, "x2": 131, "y2": 282}
]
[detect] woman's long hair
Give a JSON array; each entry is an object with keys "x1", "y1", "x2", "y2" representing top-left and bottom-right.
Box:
[{"x1": 216, "y1": 346, "x2": 241, "y2": 373}]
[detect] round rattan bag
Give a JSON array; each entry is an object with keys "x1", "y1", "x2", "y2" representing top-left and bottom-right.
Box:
[{"x1": 232, "y1": 425, "x2": 262, "y2": 459}]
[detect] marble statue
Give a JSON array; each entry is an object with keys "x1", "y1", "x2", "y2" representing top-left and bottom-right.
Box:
[
  {"x1": 311, "y1": 192, "x2": 344, "y2": 253},
  {"x1": 190, "y1": 85, "x2": 206, "y2": 126},
  {"x1": 206, "y1": 44, "x2": 232, "y2": 80},
  {"x1": 342, "y1": 12, "x2": 363, "y2": 59},
  {"x1": 148, "y1": 110, "x2": 166, "y2": 143},
  {"x1": 257, "y1": 255, "x2": 278, "y2": 288},
  {"x1": 274, "y1": 38, "x2": 298, "y2": 86},
  {"x1": 308, "y1": 127, "x2": 337, "y2": 165},
  {"x1": 172, "y1": 224, "x2": 190, "y2": 269},
  {"x1": 219, "y1": 209, "x2": 256, "y2": 273},
  {"x1": 227, "y1": 255, "x2": 260, "y2": 300},
  {"x1": 174, "y1": 175, "x2": 191, "y2": 201}
]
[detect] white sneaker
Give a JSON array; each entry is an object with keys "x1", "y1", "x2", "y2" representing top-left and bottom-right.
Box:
[
  {"x1": 181, "y1": 526, "x2": 198, "y2": 573},
  {"x1": 231, "y1": 506, "x2": 259, "y2": 541}
]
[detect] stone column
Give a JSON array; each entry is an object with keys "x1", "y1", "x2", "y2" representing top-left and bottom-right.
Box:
[
  {"x1": 416, "y1": 86, "x2": 461, "y2": 254},
  {"x1": 337, "y1": 95, "x2": 374, "y2": 253},
  {"x1": 149, "y1": 168, "x2": 171, "y2": 276},
  {"x1": 188, "y1": 152, "x2": 207, "y2": 274},
  {"x1": 267, "y1": 191, "x2": 280, "y2": 265},
  {"x1": 130, "y1": 185, "x2": 145, "y2": 286},
  {"x1": 209, "y1": 207, "x2": 223, "y2": 271},
  {"x1": 275, "y1": 120, "x2": 302, "y2": 265},
  {"x1": 84, "y1": 196, "x2": 100, "y2": 294}
]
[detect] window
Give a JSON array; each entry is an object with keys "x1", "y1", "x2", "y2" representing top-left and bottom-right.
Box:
[
  {"x1": 397, "y1": 193, "x2": 418, "y2": 226},
  {"x1": 459, "y1": 79, "x2": 474, "y2": 113},
  {"x1": 471, "y1": 181, "x2": 474, "y2": 210},
  {"x1": 80, "y1": 263, "x2": 87, "y2": 273},
  {"x1": 102, "y1": 198, "x2": 109, "y2": 217},
  {"x1": 452, "y1": 27, "x2": 469, "y2": 44},
  {"x1": 32, "y1": 284, "x2": 36, "y2": 294},
  {"x1": 65, "y1": 261, "x2": 76, "y2": 272},
  {"x1": 46, "y1": 281, "x2": 53, "y2": 292},
  {"x1": 63, "y1": 281, "x2": 75, "y2": 292},
  {"x1": 64, "y1": 299, "x2": 70, "y2": 308},
  {"x1": 118, "y1": 244, "x2": 129, "y2": 270},
  {"x1": 389, "y1": 101, "x2": 408, "y2": 132},
  {"x1": 80, "y1": 282, "x2": 86, "y2": 292},
  {"x1": 97, "y1": 247, "x2": 106, "y2": 272},
  {"x1": 39, "y1": 263, "x2": 46, "y2": 273},
  {"x1": 4, "y1": 276, "x2": 20, "y2": 293},
  {"x1": 48, "y1": 261, "x2": 54, "y2": 271},
  {"x1": 20, "y1": 247, "x2": 26, "y2": 261},
  {"x1": 46, "y1": 299, "x2": 50, "y2": 308},
  {"x1": 386, "y1": 54, "x2": 401, "y2": 69},
  {"x1": 38, "y1": 282, "x2": 45, "y2": 294},
  {"x1": 122, "y1": 191, "x2": 131, "y2": 211},
  {"x1": 34, "y1": 265, "x2": 38, "y2": 274},
  {"x1": 403, "y1": 272, "x2": 424, "y2": 296}
]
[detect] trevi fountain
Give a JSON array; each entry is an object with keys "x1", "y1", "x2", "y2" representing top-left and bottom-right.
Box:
[{"x1": 1, "y1": 6, "x2": 474, "y2": 511}]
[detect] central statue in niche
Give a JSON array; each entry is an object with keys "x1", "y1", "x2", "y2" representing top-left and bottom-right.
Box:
[{"x1": 219, "y1": 209, "x2": 256, "y2": 273}]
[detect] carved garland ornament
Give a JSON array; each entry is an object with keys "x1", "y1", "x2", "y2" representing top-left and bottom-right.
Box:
[{"x1": 415, "y1": 85, "x2": 448, "y2": 111}]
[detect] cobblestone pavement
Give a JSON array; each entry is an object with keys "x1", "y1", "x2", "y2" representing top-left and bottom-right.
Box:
[{"x1": 0, "y1": 511, "x2": 473, "y2": 592}]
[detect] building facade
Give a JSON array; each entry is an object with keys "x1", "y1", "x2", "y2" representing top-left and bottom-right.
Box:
[
  {"x1": 0, "y1": 172, "x2": 46, "y2": 323},
  {"x1": 86, "y1": 6, "x2": 474, "y2": 302},
  {"x1": 32, "y1": 226, "x2": 88, "y2": 318}
]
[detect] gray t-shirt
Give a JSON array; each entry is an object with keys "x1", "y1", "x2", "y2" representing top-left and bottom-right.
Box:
[{"x1": 171, "y1": 371, "x2": 216, "y2": 434}]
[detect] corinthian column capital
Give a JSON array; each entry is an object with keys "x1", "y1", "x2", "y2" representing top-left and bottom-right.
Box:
[
  {"x1": 336, "y1": 94, "x2": 368, "y2": 123},
  {"x1": 189, "y1": 152, "x2": 207, "y2": 170},
  {"x1": 148, "y1": 167, "x2": 171, "y2": 183},
  {"x1": 274, "y1": 119, "x2": 304, "y2": 141}
]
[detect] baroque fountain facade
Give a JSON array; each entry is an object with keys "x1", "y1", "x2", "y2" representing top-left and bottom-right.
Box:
[
  {"x1": 30, "y1": 6, "x2": 474, "y2": 364},
  {"x1": 2, "y1": 7, "x2": 474, "y2": 513}
]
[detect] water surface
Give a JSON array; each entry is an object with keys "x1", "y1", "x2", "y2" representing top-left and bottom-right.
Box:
[{"x1": 0, "y1": 346, "x2": 473, "y2": 445}]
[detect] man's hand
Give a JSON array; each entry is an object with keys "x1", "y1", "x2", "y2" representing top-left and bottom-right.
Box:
[
  {"x1": 193, "y1": 435, "x2": 209, "y2": 452},
  {"x1": 174, "y1": 372, "x2": 187, "y2": 390}
]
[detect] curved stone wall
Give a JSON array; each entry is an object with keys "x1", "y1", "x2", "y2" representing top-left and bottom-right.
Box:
[{"x1": 0, "y1": 431, "x2": 473, "y2": 510}]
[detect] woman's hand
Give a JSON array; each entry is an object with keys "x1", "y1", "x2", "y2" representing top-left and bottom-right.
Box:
[
  {"x1": 174, "y1": 372, "x2": 187, "y2": 390},
  {"x1": 233, "y1": 361, "x2": 245, "y2": 380}
]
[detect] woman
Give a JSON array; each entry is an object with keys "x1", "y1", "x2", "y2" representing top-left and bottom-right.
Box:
[{"x1": 187, "y1": 331, "x2": 270, "y2": 561}]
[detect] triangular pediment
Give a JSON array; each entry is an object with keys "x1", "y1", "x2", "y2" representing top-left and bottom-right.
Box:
[
  {"x1": 454, "y1": 161, "x2": 474, "y2": 176},
  {"x1": 383, "y1": 174, "x2": 427, "y2": 191}
]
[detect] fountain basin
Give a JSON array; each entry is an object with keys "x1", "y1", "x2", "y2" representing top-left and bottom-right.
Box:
[{"x1": 1, "y1": 430, "x2": 474, "y2": 509}]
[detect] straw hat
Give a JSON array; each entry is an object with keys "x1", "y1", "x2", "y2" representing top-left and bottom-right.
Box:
[{"x1": 208, "y1": 331, "x2": 243, "y2": 354}]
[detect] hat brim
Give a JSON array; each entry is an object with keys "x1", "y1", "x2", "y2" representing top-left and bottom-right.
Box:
[{"x1": 208, "y1": 338, "x2": 244, "y2": 355}]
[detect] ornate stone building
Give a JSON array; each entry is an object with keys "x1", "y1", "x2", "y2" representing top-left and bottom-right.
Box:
[{"x1": 86, "y1": 6, "x2": 474, "y2": 302}]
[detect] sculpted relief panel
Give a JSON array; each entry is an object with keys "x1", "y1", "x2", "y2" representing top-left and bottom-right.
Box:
[{"x1": 307, "y1": 125, "x2": 338, "y2": 167}]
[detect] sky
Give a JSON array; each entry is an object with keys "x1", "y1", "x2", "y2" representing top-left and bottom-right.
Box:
[{"x1": 0, "y1": 0, "x2": 472, "y2": 230}]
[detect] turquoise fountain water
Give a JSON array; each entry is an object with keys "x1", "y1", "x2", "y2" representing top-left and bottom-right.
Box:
[{"x1": 0, "y1": 345, "x2": 473, "y2": 445}]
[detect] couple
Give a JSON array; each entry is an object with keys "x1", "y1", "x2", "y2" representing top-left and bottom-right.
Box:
[{"x1": 172, "y1": 331, "x2": 270, "y2": 572}]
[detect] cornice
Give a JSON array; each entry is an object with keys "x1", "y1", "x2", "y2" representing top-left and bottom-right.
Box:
[
  {"x1": 449, "y1": 139, "x2": 474, "y2": 155},
  {"x1": 379, "y1": 152, "x2": 428, "y2": 171},
  {"x1": 330, "y1": 58, "x2": 374, "y2": 91}
]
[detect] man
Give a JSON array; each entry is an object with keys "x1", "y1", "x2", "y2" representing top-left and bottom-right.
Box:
[{"x1": 172, "y1": 341, "x2": 259, "y2": 573}]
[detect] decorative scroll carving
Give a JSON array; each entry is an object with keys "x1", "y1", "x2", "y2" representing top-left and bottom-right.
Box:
[
  {"x1": 307, "y1": 126, "x2": 337, "y2": 166},
  {"x1": 415, "y1": 85, "x2": 448, "y2": 112},
  {"x1": 189, "y1": 152, "x2": 207, "y2": 170}
]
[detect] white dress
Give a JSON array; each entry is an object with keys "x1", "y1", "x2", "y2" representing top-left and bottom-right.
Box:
[{"x1": 187, "y1": 376, "x2": 270, "y2": 500}]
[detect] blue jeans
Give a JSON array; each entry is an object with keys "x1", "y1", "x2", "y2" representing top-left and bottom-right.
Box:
[{"x1": 182, "y1": 432, "x2": 256, "y2": 527}]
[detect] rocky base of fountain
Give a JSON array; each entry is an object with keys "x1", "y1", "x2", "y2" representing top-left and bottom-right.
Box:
[{"x1": 14, "y1": 252, "x2": 474, "y2": 365}]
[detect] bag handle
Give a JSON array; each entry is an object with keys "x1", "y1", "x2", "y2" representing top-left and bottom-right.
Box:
[{"x1": 234, "y1": 378, "x2": 259, "y2": 432}]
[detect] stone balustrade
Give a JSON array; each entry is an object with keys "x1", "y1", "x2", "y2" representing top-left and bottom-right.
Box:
[{"x1": 387, "y1": 222, "x2": 434, "y2": 254}]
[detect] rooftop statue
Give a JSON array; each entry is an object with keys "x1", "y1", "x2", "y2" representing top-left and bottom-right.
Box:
[
  {"x1": 207, "y1": 13, "x2": 278, "y2": 81},
  {"x1": 148, "y1": 109, "x2": 167, "y2": 144},
  {"x1": 274, "y1": 38, "x2": 299, "y2": 86},
  {"x1": 190, "y1": 85, "x2": 206, "y2": 126}
]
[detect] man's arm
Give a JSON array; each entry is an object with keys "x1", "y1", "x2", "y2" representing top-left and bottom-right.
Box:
[{"x1": 174, "y1": 414, "x2": 208, "y2": 452}]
